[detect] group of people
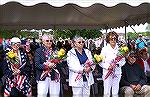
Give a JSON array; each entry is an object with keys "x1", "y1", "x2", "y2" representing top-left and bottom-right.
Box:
[{"x1": 0, "y1": 31, "x2": 150, "y2": 97}]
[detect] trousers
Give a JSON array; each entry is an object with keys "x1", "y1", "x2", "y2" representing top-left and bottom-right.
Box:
[
  {"x1": 103, "y1": 74, "x2": 121, "y2": 97},
  {"x1": 37, "y1": 77, "x2": 60, "y2": 97},
  {"x1": 72, "y1": 82, "x2": 91, "y2": 97}
]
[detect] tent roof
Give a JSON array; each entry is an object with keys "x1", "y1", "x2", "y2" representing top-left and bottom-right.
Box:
[
  {"x1": 1, "y1": 0, "x2": 150, "y2": 7},
  {"x1": 0, "y1": 2, "x2": 150, "y2": 30}
]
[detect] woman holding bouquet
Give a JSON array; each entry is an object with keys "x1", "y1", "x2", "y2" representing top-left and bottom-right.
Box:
[
  {"x1": 34, "y1": 34, "x2": 60, "y2": 97},
  {"x1": 4, "y1": 37, "x2": 32, "y2": 97},
  {"x1": 100, "y1": 31, "x2": 126, "y2": 97},
  {"x1": 67, "y1": 35, "x2": 95, "y2": 97}
]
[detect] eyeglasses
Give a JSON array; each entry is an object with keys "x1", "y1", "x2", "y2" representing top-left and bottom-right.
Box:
[
  {"x1": 46, "y1": 40, "x2": 53, "y2": 42},
  {"x1": 130, "y1": 56, "x2": 135, "y2": 58},
  {"x1": 110, "y1": 38, "x2": 116, "y2": 41},
  {"x1": 77, "y1": 41, "x2": 84, "y2": 44},
  {"x1": 142, "y1": 53, "x2": 148, "y2": 55},
  {"x1": 11, "y1": 42, "x2": 21, "y2": 45}
]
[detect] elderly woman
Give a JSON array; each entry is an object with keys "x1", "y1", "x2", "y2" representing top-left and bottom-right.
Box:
[
  {"x1": 67, "y1": 35, "x2": 95, "y2": 97},
  {"x1": 34, "y1": 34, "x2": 60, "y2": 97},
  {"x1": 100, "y1": 31, "x2": 126, "y2": 97},
  {"x1": 4, "y1": 37, "x2": 32, "y2": 97}
]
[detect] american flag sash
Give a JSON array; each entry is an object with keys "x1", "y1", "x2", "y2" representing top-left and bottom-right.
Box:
[{"x1": 4, "y1": 74, "x2": 32, "y2": 97}]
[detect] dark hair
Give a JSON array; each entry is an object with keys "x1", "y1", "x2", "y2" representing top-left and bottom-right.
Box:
[
  {"x1": 139, "y1": 48, "x2": 148, "y2": 55},
  {"x1": 106, "y1": 31, "x2": 118, "y2": 43}
]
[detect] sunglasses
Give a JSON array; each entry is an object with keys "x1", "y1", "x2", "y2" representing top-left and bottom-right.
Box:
[
  {"x1": 77, "y1": 41, "x2": 84, "y2": 44},
  {"x1": 11, "y1": 42, "x2": 21, "y2": 45},
  {"x1": 142, "y1": 53, "x2": 148, "y2": 55},
  {"x1": 45, "y1": 40, "x2": 53, "y2": 42},
  {"x1": 110, "y1": 37, "x2": 116, "y2": 41}
]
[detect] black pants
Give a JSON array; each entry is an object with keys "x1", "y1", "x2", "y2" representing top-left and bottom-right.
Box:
[
  {"x1": 147, "y1": 76, "x2": 150, "y2": 85},
  {"x1": 0, "y1": 80, "x2": 4, "y2": 97},
  {"x1": 9, "y1": 87, "x2": 26, "y2": 97}
]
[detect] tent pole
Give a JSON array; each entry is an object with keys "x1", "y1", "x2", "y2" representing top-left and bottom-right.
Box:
[
  {"x1": 105, "y1": 26, "x2": 108, "y2": 46},
  {"x1": 125, "y1": 22, "x2": 127, "y2": 42},
  {"x1": 106, "y1": 29, "x2": 107, "y2": 35},
  {"x1": 125, "y1": 26, "x2": 127, "y2": 41}
]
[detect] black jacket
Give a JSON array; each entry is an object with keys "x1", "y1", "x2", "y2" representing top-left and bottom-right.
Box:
[{"x1": 120, "y1": 62, "x2": 147, "y2": 87}]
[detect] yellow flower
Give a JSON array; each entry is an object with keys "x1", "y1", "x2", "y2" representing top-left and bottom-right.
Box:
[
  {"x1": 57, "y1": 48, "x2": 66, "y2": 58},
  {"x1": 57, "y1": 51, "x2": 64, "y2": 57},
  {"x1": 122, "y1": 46, "x2": 129, "y2": 53},
  {"x1": 94, "y1": 54, "x2": 103, "y2": 63},
  {"x1": 7, "y1": 51, "x2": 17, "y2": 59},
  {"x1": 121, "y1": 46, "x2": 129, "y2": 53},
  {"x1": 118, "y1": 45, "x2": 129, "y2": 56},
  {"x1": 59, "y1": 48, "x2": 65, "y2": 54}
]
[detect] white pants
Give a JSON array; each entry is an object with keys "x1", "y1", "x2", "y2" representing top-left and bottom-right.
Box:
[
  {"x1": 103, "y1": 74, "x2": 121, "y2": 97},
  {"x1": 72, "y1": 82, "x2": 90, "y2": 97},
  {"x1": 37, "y1": 77, "x2": 60, "y2": 97}
]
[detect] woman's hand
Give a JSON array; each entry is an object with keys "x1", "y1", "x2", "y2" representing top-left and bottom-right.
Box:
[
  {"x1": 83, "y1": 66, "x2": 91, "y2": 73},
  {"x1": 108, "y1": 64, "x2": 113, "y2": 70},
  {"x1": 12, "y1": 68, "x2": 20, "y2": 75},
  {"x1": 47, "y1": 62, "x2": 56, "y2": 69}
]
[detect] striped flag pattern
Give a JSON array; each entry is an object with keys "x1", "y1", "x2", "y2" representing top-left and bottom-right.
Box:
[{"x1": 4, "y1": 74, "x2": 32, "y2": 97}]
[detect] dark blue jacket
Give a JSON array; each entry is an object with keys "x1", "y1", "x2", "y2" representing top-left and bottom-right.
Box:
[
  {"x1": 34, "y1": 46, "x2": 47, "y2": 81},
  {"x1": 120, "y1": 62, "x2": 147, "y2": 87},
  {"x1": 34, "y1": 46, "x2": 66, "y2": 81}
]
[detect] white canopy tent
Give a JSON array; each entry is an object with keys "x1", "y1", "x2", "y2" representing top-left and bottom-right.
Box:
[{"x1": 0, "y1": 0, "x2": 150, "y2": 30}]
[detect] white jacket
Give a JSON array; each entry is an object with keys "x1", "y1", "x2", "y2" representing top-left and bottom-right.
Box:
[
  {"x1": 100, "y1": 44, "x2": 126, "y2": 75},
  {"x1": 67, "y1": 48, "x2": 95, "y2": 87}
]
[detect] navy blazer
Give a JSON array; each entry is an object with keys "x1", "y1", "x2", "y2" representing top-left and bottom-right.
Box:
[
  {"x1": 34, "y1": 46, "x2": 47, "y2": 81},
  {"x1": 34, "y1": 46, "x2": 67, "y2": 81}
]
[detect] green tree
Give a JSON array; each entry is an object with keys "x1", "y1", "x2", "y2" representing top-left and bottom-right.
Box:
[
  {"x1": 146, "y1": 23, "x2": 150, "y2": 32},
  {"x1": 0, "y1": 29, "x2": 18, "y2": 39},
  {"x1": 54, "y1": 29, "x2": 102, "y2": 39},
  {"x1": 127, "y1": 32, "x2": 138, "y2": 40}
]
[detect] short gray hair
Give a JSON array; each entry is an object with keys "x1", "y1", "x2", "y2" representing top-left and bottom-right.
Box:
[
  {"x1": 42, "y1": 34, "x2": 53, "y2": 41},
  {"x1": 72, "y1": 35, "x2": 84, "y2": 42}
]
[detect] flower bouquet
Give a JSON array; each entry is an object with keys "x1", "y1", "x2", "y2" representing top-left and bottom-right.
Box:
[
  {"x1": 75, "y1": 59, "x2": 94, "y2": 81},
  {"x1": 40, "y1": 48, "x2": 67, "y2": 80},
  {"x1": 6, "y1": 51, "x2": 20, "y2": 70},
  {"x1": 104, "y1": 45, "x2": 129, "y2": 80},
  {"x1": 48, "y1": 48, "x2": 67, "y2": 64}
]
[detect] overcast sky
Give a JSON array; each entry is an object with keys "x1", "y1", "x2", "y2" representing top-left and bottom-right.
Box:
[{"x1": 101, "y1": 23, "x2": 148, "y2": 33}]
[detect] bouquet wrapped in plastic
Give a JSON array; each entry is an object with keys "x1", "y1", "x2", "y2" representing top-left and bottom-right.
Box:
[
  {"x1": 48, "y1": 48, "x2": 66, "y2": 64},
  {"x1": 104, "y1": 45, "x2": 129, "y2": 80},
  {"x1": 75, "y1": 59, "x2": 94, "y2": 81},
  {"x1": 6, "y1": 51, "x2": 20, "y2": 71},
  {"x1": 40, "y1": 48, "x2": 67, "y2": 80}
]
